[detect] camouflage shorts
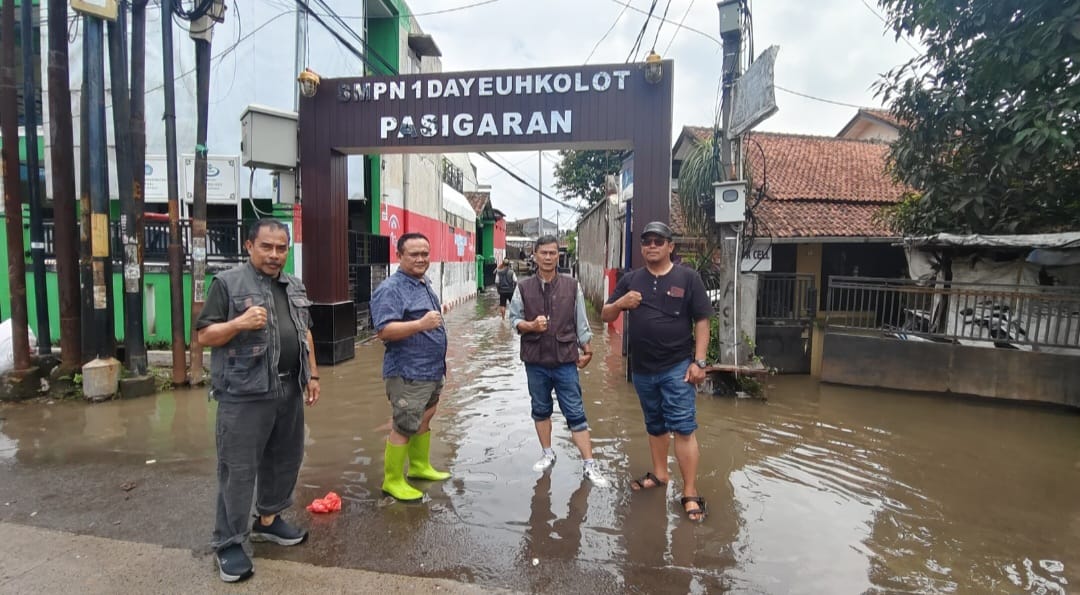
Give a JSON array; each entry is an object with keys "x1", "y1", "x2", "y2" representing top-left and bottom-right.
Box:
[{"x1": 385, "y1": 377, "x2": 443, "y2": 436}]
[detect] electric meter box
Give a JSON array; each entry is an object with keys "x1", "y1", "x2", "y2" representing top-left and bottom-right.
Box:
[
  {"x1": 714, "y1": 180, "x2": 747, "y2": 223},
  {"x1": 240, "y1": 104, "x2": 298, "y2": 170}
]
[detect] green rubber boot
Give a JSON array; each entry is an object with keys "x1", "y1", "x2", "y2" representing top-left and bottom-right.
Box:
[
  {"x1": 382, "y1": 442, "x2": 423, "y2": 502},
  {"x1": 407, "y1": 431, "x2": 452, "y2": 481}
]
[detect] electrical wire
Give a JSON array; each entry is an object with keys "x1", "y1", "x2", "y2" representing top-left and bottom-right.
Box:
[
  {"x1": 625, "y1": 0, "x2": 658, "y2": 62},
  {"x1": 858, "y1": 0, "x2": 920, "y2": 53},
  {"x1": 648, "y1": 0, "x2": 673, "y2": 52},
  {"x1": 478, "y1": 152, "x2": 580, "y2": 211},
  {"x1": 370, "y1": 0, "x2": 503, "y2": 19},
  {"x1": 609, "y1": 0, "x2": 720, "y2": 46},
  {"x1": 775, "y1": 85, "x2": 865, "y2": 109},
  {"x1": 585, "y1": 1, "x2": 631, "y2": 64},
  {"x1": 661, "y1": 0, "x2": 695, "y2": 55}
]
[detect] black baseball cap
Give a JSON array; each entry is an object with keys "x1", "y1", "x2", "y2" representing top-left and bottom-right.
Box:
[{"x1": 640, "y1": 221, "x2": 673, "y2": 240}]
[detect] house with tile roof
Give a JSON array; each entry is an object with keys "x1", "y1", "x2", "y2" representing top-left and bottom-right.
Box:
[
  {"x1": 671, "y1": 122, "x2": 910, "y2": 373},
  {"x1": 673, "y1": 125, "x2": 908, "y2": 299},
  {"x1": 836, "y1": 108, "x2": 903, "y2": 142}
]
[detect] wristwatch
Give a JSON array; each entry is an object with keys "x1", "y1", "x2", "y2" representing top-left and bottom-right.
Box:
[{"x1": 694, "y1": 359, "x2": 708, "y2": 369}]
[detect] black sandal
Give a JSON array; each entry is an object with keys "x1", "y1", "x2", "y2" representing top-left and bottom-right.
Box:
[
  {"x1": 680, "y1": 496, "x2": 707, "y2": 522},
  {"x1": 631, "y1": 472, "x2": 667, "y2": 491}
]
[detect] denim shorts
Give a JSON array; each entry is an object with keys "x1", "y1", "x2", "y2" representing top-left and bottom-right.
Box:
[
  {"x1": 524, "y1": 363, "x2": 589, "y2": 432},
  {"x1": 631, "y1": 359, "x2": 698, "y2": 436},
  {"x1": 385, "y1": 377, "x2": 443, "y2": 436}
]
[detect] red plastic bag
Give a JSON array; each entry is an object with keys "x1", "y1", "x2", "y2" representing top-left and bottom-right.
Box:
[{"x1": 306, "y1": 491, "x2": 342, "y2": 513}]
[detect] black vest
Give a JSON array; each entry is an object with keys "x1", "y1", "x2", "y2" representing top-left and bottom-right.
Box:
[{"x1": 518, "y1": 273, "x2": 580, "y2": 367}]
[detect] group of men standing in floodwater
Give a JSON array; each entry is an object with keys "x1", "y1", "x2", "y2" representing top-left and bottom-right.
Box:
[{"x1": 197, "y1": 217, "x2": 714, "y2": 583}]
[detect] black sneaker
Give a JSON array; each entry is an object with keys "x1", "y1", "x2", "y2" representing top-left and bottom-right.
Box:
[
  {"x1": 250, "y1": 515, "x2": 308, "y2": 546},
  {"x1": 215, "y1": 543, "x2": 253, "y2": 583}
]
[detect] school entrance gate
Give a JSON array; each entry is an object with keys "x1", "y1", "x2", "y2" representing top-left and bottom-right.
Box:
[{"x1": 298, "y1": 62, "x2": 674, "y2": 363}]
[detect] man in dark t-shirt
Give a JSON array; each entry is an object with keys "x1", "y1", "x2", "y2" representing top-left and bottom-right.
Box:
[{"x1": 601, "y1": 221, "x2": 713, "y2": 522}]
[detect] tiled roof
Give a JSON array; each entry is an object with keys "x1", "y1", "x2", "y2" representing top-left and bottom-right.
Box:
[
  {"x1": 464, "y1": 191, "x2": 489, "y2": 215},
  {"x1": 746, "y1": 132, "x2": 902, "y2": 203},
  {"x1": 671, "y1": 127, "x2": 906, "y2": 239},
  {"x1": 754, "y1": 200, "x2": 894, "y2": 238},
  {"x1": 860, "y1": 108, "x2": 901, "y2": 128}
]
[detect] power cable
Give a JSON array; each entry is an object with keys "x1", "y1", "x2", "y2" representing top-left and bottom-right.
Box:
[
  {"x1": 370, "y1": 0, "x2": 503, "y2": 19},
  {"x1": 648, "y1": 0, "x2": 673, "y2": 52},
  {"x1": 775, "y1": 85, "x2": 865, "y2": 109},
  {"x1": 858, "y1": 0, "x2": 920, "y2": 53},
  {"x1": 609, "y1": 0, "x2": 720, "y2": 46},
  {"x1": 661, "y1": 0, "x2": 695, "y2": 54},
  {"x1": 625, "y1": 0, "x2": 658, "y2": 62},
  {"x1": 585, "y1": 1, "x2": 631, "y2": 64},
  {"x1": 478, "y1": 152, "x2": 580, "y2": 211}
]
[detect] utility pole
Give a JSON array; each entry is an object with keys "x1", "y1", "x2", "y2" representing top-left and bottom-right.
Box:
[
  {"x1": 717, "y1": 0, "x2": 744, "y2": 366},
  {"x1": 21, "y1": 0, "x2": 51, "y2": 355},
  {"x1": 81, "y1": 8, "x2": 122, "y2": 400},
  {"x1": 131, "y1": 0, "x2": 148, "y2": 358},
  {"x1": 187, "y1": 2, "x2": 223, "y2": 383},
  {"x1": 537, "y1": 151, "x2": 543, "y2": 237},
  {"x1": 79, "y1": 38, "x2": 93, "y2": 365},
  {"x1": 0, "y1": 0, "x2": 30, "y2": 372},
  {"x1": 188, "y1": 36, "x2": 211, "y2": 384},
  {"x1": 161, "y1": 0, "x2": 186, "y2": 384},
  {"x1": 108, "y1": 0, "x2": 147, "y2": 375},
  {"x1": 48, "y1": 0, "x2": 81, "y2": 372}
]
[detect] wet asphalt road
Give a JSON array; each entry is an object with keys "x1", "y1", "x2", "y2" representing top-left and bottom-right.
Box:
[{"x1": 2, "y1": 291, "x2": 1079, "y2": 593}]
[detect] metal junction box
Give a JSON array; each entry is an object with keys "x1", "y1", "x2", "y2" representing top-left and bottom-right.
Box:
[
  {"x1": 714, "y1": 180, "x2": 747, "y2": 223},
  {"x1": 240, "y1": 104, "x2": 298, "y2": 170}
]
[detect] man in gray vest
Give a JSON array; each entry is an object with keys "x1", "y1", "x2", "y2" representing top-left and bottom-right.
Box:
[
  {"x1": 196, "y1": 218, "x2": 320, "y2": 582},
  {"x1": 509, "y1": 235, "x2": 609, "y2": 486}
]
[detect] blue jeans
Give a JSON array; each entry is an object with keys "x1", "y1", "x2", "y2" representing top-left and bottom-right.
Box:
[
  {"x1": 525, "y1": 363, "x2": 589, "y2": 432},
  {"x1": 632, "y1": 359, "x2": 698, "y2": 436}
]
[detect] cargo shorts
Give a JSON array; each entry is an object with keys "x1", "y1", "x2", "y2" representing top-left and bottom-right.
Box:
[{"x1": 385, "y1": 377, "x2": 443, "y2": 436}]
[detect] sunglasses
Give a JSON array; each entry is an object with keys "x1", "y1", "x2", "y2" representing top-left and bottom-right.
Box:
[{"x1": 640, "y1": 237, "x2": 669, "y2": 247}]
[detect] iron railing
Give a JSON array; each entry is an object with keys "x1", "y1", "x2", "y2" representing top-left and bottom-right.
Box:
[
  {"x1": 42, "y1": 218, "x2": 247, "y2": 265},
  {"x1": 825, "y1": 276, "x2": 1080, "y2": 349},
  {"x1": 347, "y1": 230, "x2": 391, "y2": 334},
  {"x1": 757, "y1": 273, "x2": 816, "y2": 322}
]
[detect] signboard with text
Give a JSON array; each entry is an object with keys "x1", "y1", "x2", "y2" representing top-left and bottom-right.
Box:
[
  {"x1": 729, "y1": 46, "x2": 780, "y2": 139},
  {"x1": 182, "y1": 154, "x2": 240, "y2": 204}
]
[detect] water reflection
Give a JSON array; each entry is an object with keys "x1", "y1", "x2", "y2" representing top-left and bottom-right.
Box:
[{"x1": 0, "y1": 291, "x2": 1077, "y2": 592}]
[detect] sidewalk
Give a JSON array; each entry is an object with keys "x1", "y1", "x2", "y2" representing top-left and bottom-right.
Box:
[{"x1": 0, "y1": 522, "x2": 508, "y2": 594}]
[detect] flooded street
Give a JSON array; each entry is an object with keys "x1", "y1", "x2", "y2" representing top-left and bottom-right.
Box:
[{"x1": 2, "y1": 291, "x2": 1079, "y2": 593}]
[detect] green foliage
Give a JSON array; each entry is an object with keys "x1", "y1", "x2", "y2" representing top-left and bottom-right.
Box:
[
  {"x1": 552, "y1": 150, "x2": 625, "y2": 207},
  {"x1": 676, "y1": 138, "x2": 725, "y2": 274},
  {"x1": 874, "y1": 0, "x2": 1080, "y2": 235}
]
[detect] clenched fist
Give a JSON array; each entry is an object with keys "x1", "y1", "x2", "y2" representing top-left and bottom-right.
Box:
[
  {"x1": 533, "y1": 315, "x2": 548, "y2": 333},
  {"x1": 418, "y1": 310, "x2": 443, "y2": 331},
  {"x1": 235, "y1": 305, "x2": 267, "y2": 331},
  {"x1": 618, "y1": 291, "x2": 643, "y2": 311}
]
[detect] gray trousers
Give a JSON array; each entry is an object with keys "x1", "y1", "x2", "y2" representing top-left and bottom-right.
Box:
[{"x1": 211, "y1": 381, "x2": 304, "y2": 551}]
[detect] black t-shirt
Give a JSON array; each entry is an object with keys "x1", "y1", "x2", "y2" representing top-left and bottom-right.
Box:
[
  {"x1": 197, "y1": 276, "x2": 300, "y2": 374},
  {"x1": 607, "y1": 264, "x2": 714, "y2": 374}
]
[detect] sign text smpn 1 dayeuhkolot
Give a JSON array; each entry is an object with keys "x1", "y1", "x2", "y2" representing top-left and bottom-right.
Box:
[{"x1": 337, "y1": 69, "x2": 633, "y2": 140}]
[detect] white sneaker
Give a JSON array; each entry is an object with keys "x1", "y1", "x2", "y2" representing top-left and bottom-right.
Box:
[
  {"x1": 583, "y1": 465, "x2": 611, "y2": 487},
  {"x1": 532, "y1": 452, "x2": 557, "y2": 472}
]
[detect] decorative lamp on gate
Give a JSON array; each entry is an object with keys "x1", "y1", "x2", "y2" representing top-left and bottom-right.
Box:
[
  {"x1": 297, "y1": 68, "x2": 321, "y2": 99},
  {"x1": 644, "y1": 51, "x2": 663, "y2": 84}
]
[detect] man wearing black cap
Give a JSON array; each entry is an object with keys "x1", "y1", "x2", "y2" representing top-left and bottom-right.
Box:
[{"x1": 600, "y1": 221, "x2": 713, "y2": 522}]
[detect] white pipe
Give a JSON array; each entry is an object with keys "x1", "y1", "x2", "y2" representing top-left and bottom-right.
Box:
[{"x1": 734, "y1": 224, "x2": 741, "y2": 376}]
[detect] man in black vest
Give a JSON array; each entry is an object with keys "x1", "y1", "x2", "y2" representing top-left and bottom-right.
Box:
[
  {"x1": 601, "y1": 221, "x2": 713, "y2": 522},
  {"x1": 196, "y1": 219, "x2": 320, "y2": 581},
  {"x1": 509, "y1": 235, "x2": 609, "y2": 486}
]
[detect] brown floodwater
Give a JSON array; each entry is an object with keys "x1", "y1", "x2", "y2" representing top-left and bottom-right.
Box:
[{"x1": 1, "y1": 291, "x2": 1078, "y2": 593}]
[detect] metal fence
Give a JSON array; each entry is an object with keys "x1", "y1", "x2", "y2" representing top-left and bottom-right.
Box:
[
  {"x1": 42, "y1": 218, "x2": 247, "y2": 264},
  {"x1": 825, "y1": 276, "x2": 1080, "y2": 349},
  {"x1": 757, "y1": 273, "x2": 816, "y2": 322}
]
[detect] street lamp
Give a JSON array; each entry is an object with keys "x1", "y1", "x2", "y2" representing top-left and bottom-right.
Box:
[
  {"x1": 644, "y1": 51, "x2": 663, "y2": 84},
  {"x1": 297, "y1": 68, "x2": 321, "y2": 99}
]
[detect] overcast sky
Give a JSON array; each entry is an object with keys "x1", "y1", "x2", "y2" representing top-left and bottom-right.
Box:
[{"x1": 404, "y1": 0, "x2": 919, "y2": 226}]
